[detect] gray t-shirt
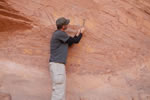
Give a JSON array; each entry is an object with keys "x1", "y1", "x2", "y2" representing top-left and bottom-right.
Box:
[{"x1": 49, "y1": 30, "x2": 70, "y2": 64}]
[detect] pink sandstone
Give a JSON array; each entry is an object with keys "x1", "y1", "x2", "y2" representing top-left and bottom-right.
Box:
[{"x1": 0, "y1": 0, "x2": 150, "y2": 100}]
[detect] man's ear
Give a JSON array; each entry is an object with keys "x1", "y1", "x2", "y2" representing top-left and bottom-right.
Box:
[{"x1": 62, "y1": 25, "x2": 65, "y2": 29}]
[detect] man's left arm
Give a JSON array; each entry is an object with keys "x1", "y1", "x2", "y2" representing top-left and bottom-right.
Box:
[{"x1": 65, "y1": 33, "x2": 83, "y2": 46}]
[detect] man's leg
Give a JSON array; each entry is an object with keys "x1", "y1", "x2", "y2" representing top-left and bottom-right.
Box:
[{"x1": 49, "y1": 62, "x2": 66, "y2": 100}]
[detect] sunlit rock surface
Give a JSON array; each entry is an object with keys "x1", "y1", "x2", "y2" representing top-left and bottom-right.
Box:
[{"x1": 0, "y1": 0, "x2": 150, "y2": 100}]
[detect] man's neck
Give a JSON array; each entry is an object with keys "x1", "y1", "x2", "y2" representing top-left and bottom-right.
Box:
[{"x1": 60, "y1": 29, "x2": 65, "y2": 32}]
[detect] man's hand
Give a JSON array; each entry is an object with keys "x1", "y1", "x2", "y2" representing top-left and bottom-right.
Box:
[
  {"x1": 80, "y1": 27, "x2": 85, "y2": 33},
  {"x1": 76, "y1": 27, "x2": 85, "y2": 36}
]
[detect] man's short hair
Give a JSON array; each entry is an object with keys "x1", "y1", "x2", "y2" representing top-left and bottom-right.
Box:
[{"x1": 57, "y1": 24, "x2": 63, "y2": 30}]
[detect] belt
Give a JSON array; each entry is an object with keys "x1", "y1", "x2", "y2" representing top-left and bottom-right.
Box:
[{"x1": 50, "y1": 62, "x2": 64, "y2": 65}]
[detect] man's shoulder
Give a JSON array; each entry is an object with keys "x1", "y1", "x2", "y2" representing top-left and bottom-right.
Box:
[{"x1": 54, "y1": 30, "x2": 67, "y2": 36}]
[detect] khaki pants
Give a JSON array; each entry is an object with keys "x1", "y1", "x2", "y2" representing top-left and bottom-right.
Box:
[{"x1": 49, "y1": 62, "x2": 66, "y2": 100}]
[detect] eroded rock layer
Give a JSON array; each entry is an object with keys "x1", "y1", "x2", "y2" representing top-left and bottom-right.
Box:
[{"x1": 0, "y1": 0, "x2": 150, "y2": 100}]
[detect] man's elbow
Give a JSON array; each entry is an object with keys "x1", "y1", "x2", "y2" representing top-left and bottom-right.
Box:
[{"x1": 75, "y1": 40, "x2": 80, "y2": 43}]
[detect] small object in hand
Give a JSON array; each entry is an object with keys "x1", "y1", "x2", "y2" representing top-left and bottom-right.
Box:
[{"x1": 82, "y1": 19, "x2": 86, "y2": 27}]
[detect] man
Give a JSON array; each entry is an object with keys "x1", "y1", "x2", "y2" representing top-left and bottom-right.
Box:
[{"x1": 49, "y1": 17, "x2": 85, "y2": 100}]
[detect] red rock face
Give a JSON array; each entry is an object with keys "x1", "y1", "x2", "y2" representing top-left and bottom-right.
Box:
[{"x1": 0, "y1": 0, "x2": 150, "y2": 100}]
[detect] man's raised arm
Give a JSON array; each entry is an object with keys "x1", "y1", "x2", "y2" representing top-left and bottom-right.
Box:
[{"x1": 65, "y1": 27, "x2": 85, "y2": 46}]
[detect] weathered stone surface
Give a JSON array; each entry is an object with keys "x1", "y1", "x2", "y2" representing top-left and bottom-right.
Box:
[
  {"x1": 0, "y1": 0, "x2": 150, "y2": 100},
  {"x1": 0, "y1": 92, "x2": 11, "y2": 100}
]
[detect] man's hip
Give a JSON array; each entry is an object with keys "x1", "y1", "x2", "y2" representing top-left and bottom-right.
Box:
[
  {"x1": 49, "y1": 62, "x2": 66, "y2": 83},
  {"x1": 49, "y1": 62, "x2": 65, "y2": 74}
]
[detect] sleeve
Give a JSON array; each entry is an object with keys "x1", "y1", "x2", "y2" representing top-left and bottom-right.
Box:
[
  {"x1": 56, "y1": 31, "x2": 70, "y2": 43},
  {"x1": 65, "y1": 33, "x2": 83, "y2": 46}
]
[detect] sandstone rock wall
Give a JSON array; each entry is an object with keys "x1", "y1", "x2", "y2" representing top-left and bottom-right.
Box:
[{"x1": 0, "y1": 0, "x2": 150, "y2": 100}]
